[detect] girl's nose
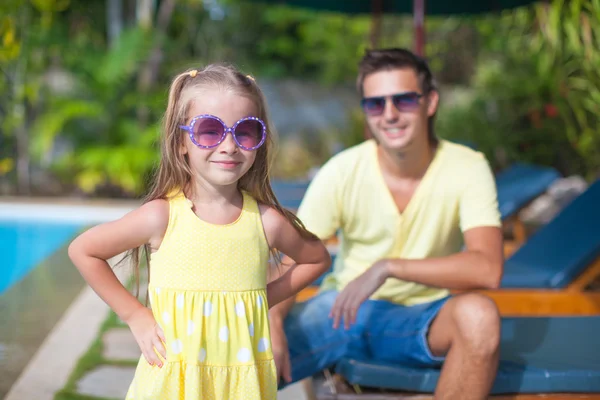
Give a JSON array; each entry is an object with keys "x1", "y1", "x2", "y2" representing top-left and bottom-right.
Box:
[{"x1": 218, "y1": 130, "x2": 238, "y2": 153}]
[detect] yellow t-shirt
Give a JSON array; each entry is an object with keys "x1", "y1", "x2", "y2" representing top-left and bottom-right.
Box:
[{"x1": 297, "y1": 139, "x2": 501, "y2": 306}]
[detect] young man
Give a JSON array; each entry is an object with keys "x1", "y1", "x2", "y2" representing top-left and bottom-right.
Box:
[{"x1": 270, "y1": 48, "x2": 504, "y2": 399}]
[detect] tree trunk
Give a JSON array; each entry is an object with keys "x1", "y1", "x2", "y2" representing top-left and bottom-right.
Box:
[
  {"x1": 136, "y1": 0, "x2": 154, "y2": 29},
  {"x1": 136, "y1": 0, "x2": 175, "y2": 126},
  {"x1": 15, "y1": 120, "x2": 30, "y2": 195},
  {"x1": 107, "y1": 0, "x2": 123, "y2": 46},
  {"x1": 15, "y1": 6, "x2": 30, "y2": 195}
]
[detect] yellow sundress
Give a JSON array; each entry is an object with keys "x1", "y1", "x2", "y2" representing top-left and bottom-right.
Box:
[{"x1": 126, "y1": 190, "x2": 277, "y2": 399}]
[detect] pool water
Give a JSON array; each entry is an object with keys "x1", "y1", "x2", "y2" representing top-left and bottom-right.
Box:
[{"x1": 0, "y1": 220, "x2": 81, "y2": 294}]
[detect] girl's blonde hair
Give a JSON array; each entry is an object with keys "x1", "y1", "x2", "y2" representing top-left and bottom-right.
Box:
[{"x1": 130, "y1": 63, "x2": 318, "y2": 296}]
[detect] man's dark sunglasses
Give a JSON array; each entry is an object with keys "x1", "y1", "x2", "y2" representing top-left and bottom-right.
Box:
[{"x1": 361, "y1": 92, "x2": 423, "y2": 116}]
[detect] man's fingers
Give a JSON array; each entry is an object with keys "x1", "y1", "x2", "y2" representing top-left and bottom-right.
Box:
[
  {"x1": 330, "y1": 298, "x2": 342, "y2": 329},
  {"x1": 332, "y1": 286, "x2": 362, "y2": 329},
  {"x1": 344, "y1": 306, "x2": 351, "y2": 330},
  {"x1": 329, "y1": 296, "x2": 339, "y2": 319},
  {"x1": 337, "y1": 294, "x2": 352, "y2": 330},
  {"x1": 342, "y1": 293, "x2": 363, "y2": 329},
  {"x1": 332, "y1": 300, "x2": 345, "y2": 329},
  {"x1": 349, "y1": 296, "x2": 363, "y2": 326}
]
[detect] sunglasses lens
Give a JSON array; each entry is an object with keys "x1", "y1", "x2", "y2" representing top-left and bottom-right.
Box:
[
  {"x1": 234, "y1": 119, "x2": 264, "y2": 150},
  {"x1": 193, "y1": 117, "x2": 225, "y2": 147},
  {"x1": 393, "y1": 93, "x2": 420, "y2": 111},
  {"x1": 362, "y1": 97, "x2": 385, "y2": 115}
]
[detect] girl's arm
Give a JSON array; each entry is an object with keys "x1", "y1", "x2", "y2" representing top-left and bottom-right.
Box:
[
  {"x1": 68, "y1": 199, "x2": 169, "y2": 367},
  {"x1": 260, "y1": 205, "x2": 331, "y2": 307}
]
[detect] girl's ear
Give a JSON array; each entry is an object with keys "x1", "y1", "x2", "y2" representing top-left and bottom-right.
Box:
[{"x1": 180, "y1": 139, "x2": 188, "y2": 155}]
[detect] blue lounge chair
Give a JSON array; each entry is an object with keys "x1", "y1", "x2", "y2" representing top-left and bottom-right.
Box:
[
  {"x1": 450, "y1": 141, "x2": 560, "y2": 221},
  {"x1": 495, "y1": 162, "x2": 560, "y2": 220},
  {"x1": 332, "y1": 316, "x2": 600, "y2": 397},
  {"x1": 271, "y1": 179, "x2": 311, "y2": 210},
  {"x1": 500, "y1": 179, "x2": 600, "y2": 290}
]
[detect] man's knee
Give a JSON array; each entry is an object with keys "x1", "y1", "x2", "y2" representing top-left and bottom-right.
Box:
[{"x1": 451, "y1": 293, "x2": 500, "y2": 355}]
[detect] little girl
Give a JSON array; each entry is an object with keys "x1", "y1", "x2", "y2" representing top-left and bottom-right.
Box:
[{"x1": 68, "y1": 64, "x2": 330, "y2": 399}]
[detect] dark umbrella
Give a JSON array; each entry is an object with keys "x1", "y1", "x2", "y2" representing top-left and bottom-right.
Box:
[{"x1": 245, "y1": 0, "x2": 540, "y2": 55}]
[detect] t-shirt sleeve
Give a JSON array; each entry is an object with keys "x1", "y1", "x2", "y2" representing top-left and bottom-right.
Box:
[
  {"x1": 296, "y1": 158, "x2": 343, "y2": 240},
  {"x1": 459, "y1": 156, "x2": 502, "y2": 232}
]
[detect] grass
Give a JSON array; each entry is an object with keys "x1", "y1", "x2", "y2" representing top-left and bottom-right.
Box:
[
  {"x1": 53, "y1": 309, "x2": 137, "y2": 400},
  {"x1": 53, "y1": 263, "x2": 147, "y2": 400},
  {"x1": 54, "y1": 392, "x2": 114, "y2": 400}
]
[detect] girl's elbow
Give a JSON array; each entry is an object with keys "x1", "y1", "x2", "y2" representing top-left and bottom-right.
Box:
[
  {"x1": 67, "y1": 239, "x2": 79, "y2": 262},
  {"x1": 319, "y1": 249, "x2": 332, "y2": 273},
  {"x1": 67, "y1": 238, "x2": 86, "y2": 267}
]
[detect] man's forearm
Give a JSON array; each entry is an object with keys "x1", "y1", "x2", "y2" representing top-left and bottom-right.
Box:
[{"x1": 385, "y1": 251, "x2": 502, "y2": 290}]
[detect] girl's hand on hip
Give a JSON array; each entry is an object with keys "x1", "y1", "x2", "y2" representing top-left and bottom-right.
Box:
[
  {"x1": 270, "y1": 316, "x2": 292, "y2": 384},
  {"x1": 126, "y1": 307, "x2": 167, "y2": 367}
]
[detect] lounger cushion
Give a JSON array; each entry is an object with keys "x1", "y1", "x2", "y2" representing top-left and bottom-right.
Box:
[
  {"x1": 496, "y1": 163, "x2": 560, "y2": 219},
  {"x1": 501, "y1": 179, "x2": 600, "y2": 288},
  {"x1": 272, "y1": 180, "x2": 310, "y2": 210},
  {"x1": 336, "y1": 316, "x2": 600, "y2": 394}
]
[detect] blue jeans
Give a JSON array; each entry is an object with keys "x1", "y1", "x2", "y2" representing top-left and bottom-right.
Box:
[{"x1": 283, "y1": 290, "x2": 449, "y2": 384}]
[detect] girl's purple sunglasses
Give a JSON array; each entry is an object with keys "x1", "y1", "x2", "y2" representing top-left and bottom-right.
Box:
[{"x1": 179, "y1": 114, "x2": 266, "y2": 151}]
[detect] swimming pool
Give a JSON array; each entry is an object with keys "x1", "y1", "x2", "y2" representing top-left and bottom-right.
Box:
[
  {"x1": 0, "y1": 220, "x2": 81, "y2": 294},
  {"x1": 0, "y1": 201, "x2": 136, "y2": 295},
  {"x1": 0, "y1": 201, "x2": 135, "y2": 397}
]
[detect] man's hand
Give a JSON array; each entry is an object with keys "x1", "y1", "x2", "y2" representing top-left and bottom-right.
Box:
[
  {"x1": 270, "y1": 317, "x2": 292, "y2": 384},
  {"x1": 330, "y1": 259, "x2": 390, "y2": 330}
]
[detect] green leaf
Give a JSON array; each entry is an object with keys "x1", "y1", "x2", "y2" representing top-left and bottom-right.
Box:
[
  {"x1": 30, "y1": 101, "x2": 104, "y2": 159},
  {"x1": 76, "y1": 170, "x2": 104, "y2": 193},
  {"x1": 96, "y1": 28, "x2": 153, "y2": 87}
]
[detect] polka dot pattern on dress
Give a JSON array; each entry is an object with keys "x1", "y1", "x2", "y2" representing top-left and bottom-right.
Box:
[
  {"x1": 219, "y1": 326, "x2": 229, "y2": 342},
  {"x1": 258, "y1": 337, "x2": 270, "y2": 352},
  {"x1": 235, "y1": 301, "x2": 245, "y2": 316}
]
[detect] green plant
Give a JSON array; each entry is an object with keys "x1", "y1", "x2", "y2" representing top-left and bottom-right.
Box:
[
  {"x1": 535, "y1": 0, "x2": 600, "y2": 178},
  {"x1": 438, "y1": 0, "x2": 600, "y2": 178},
  {"x1": 31, "y1": 27, "x2": 160, "y2": 195}
]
